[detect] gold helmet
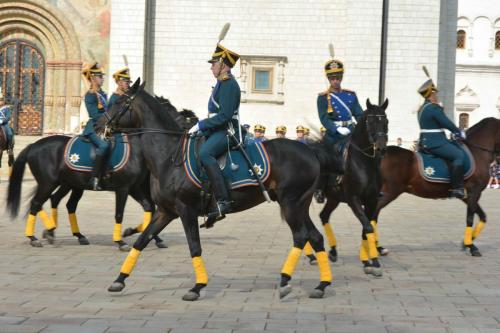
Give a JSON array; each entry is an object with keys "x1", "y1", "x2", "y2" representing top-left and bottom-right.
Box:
[
  {"x1": 208, "y1": 23, "x2": 240, "y2": 68},
  {"x1": 324, "y1": 43, "x2": 344, "y2": 77},
  {"x1": 82, "y1": 61, "x2": 105, "y2": 81},
  {"x1": 418, "y1": 66, "x2": 438, "y2": 98},
  {"x1": 112, "y1": 67, "x2": 131, "y2": 83},
  {"x1": 320, "y1": 126, "x2": 327, "y2": 133},
  {"x1": 304, "y1": 127, "x2": 310, "y2": 135},
  {"x1": 254, "y1": 124, "x2": 266, "y2": 133},
  {"x1": 276, "y1": 125, "x2": 287, "y2": 134},
  {"x1": 296, "y1": 125, "x2": 305, "y2": 133}
]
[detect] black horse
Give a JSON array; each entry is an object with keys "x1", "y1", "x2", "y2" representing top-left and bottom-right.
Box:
[
  {"x1": 307, "y1": 99, "x2": 389, "y2": 276},
  {"x1": 0, "y1": 126, "x2": 14, "y2": 180},
  {"x1": 105, "y1": 79, "x2": 333, "y2": 301},
  {"x1": 6, "y1": 86, "x2": 196, "y2": 250},
  {"x1": 42, "y1": 96, "x2": 196, "y2": 248}
]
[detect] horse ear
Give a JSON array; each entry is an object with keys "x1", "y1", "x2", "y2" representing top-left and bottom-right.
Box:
[
  {"x1": 130, "y1": 78, "x2": 141, "y2": 92},
  {"x1": 138, "y1": 81, "x2": 146, "y2": 93},
  {"x1": 382, "y1": 98, "x2": 389, "y2": 110},
  {"x1": 366, "y1": 98, "x2": 373, "y2": 109}
]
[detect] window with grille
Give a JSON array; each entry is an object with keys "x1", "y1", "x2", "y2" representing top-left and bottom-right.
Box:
[
  {"x1": 496, "y1": 31, "x2": 500, "y2": 50},
  {"x1": 459, "y1": 113, "x2": 469, "y2": 130},
  {"x1": 457, "y1": 30, "x2": 466, "y2": 49}
]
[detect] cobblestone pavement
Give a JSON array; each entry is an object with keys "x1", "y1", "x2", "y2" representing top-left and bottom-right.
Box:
[{"x1": 0, "y1": 137, "x2": 499, "y2": 333}]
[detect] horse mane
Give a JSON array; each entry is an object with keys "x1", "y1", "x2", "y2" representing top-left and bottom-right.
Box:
[
  {"x1": 139, "y1": 91, "x2": 181, "y2": 130},
  {"x1": 466, "y1": 117, "x2": 498, "y2": 138}
]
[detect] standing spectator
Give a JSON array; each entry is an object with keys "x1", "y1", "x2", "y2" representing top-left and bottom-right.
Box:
[
  {"x1": 275, "y1": 125, "x2": 287, "y2": 138},
  {"x1": 396, "y1": 137, "x2": 403, "y2": 147},
  {"x1": 296, "y1": 125, "x2": 307, "y2": 144},
  {"x1": 487, "y1": 160, "x2": 499, "y2": 189},
  {"x1": 252, "y1": 124, "x2": 267, "y2": 143}
]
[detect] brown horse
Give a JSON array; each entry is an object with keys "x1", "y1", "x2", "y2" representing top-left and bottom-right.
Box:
[
  {"x1": 371, "y1": 117, "x2": 500, "y2": 257},
  {"x1": 0, "y1": 126, "x2": 14, "y2": 179}
]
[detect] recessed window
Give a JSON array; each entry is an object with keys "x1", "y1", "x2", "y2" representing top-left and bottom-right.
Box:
[
  {"x1": 253, "y1": 68, "x2": 273, "y2": 93},
  {"x1": 459, "y1": 113, "x2": 469, "y2": 130},
  {"x1": 496, "y1": 31, "x2": 500, "y2": 50},
  {"x1": 457, "y1": 30, "x2": 466, "y2": 49}
]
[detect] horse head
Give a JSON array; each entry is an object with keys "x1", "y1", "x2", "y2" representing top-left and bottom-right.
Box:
[{"x1": 364, "y1": 98, "x2": 389, "y2": 155}]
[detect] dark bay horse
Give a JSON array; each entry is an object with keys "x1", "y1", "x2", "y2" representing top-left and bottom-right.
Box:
[
  {"x1": 41, "y1": 97, "x2": 197, "y2": 248},
  {"x1": 0, "y1": 126, "x2": 14, "y2": 179},
  {"x1": 105, "y1": 80, "x2": 333, "y2": 301},
  {"x1": 372, "y1": 118, "x2": 500, "y2": 257},
  {"x1": 307, "y1": 99, "x2": 389, "y2": 277}
]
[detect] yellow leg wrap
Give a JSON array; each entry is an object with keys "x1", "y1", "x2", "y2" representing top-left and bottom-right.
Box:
[
  {"x1": 316, "y1": 251, "x2": 332, "y2": 282},
  {"x1": 9, "y1": 166, "x2": 12, "y2": 177},
  {"x1": 51, "y1": 208, "x2": 58, "y2": 228},
  {"x1": 25, "y1": 214, "x2": 37, "y2": 237},
  {"x1": 464, "y1": 226, "x2": 473, "y2": 246},
  {"x1": 192, "y1": 256, "x2": 209, "y2": 284},
  {"x1": 113, "y1": 224, "x2": 122, "y2": 242},
  {"x1": 472, "y1": 221, "x2": 486, "y2": 240},
  {"x1": 303, "y1": 242, "x2": 314, "y2": 256},
  {"x1": 281, "y1": 247, "x2": 302, "y2": 276},
  {"x1": 360, "y1": 239, "x2": 369, "y2": 261},
  {"x1": 370, "y1": 220, "x2": 379, "y2": 242},
  {"x1": 120, "y1": 248, "x2": 141, "y2": 275},
  {"x1": 323, "y1": 223, "x2": 337, "y2": 247},
  {"x1": 137, "y1": 212, "x2": 152, "y2": 233},
  {"x1": 68, "y1": 213, "x2": 80, "y2": 234},
  {"x1": 39, "y1": 210, "x2": 56, "y2": 230},
  {"x1": 366, "y1": 233, "x2": 378, "y2": 259}
]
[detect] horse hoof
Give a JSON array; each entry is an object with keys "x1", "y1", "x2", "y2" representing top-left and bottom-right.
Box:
[
  {"x1": 182, "y1": 291, "x2": 200, "y2": 301},
  {"x1": 78, "y1": 237, "x2": 90, "y2": 245},
  {"x1": 279, "y1": 284, "x2": 292, "y2": 299},
  {"x1": 108, "y1": 282, "x2": 125, "y2": 292},
  {"x1": 155, "y1": 241, "x2": 168, "y2": 249},
  {"x1": 328, "y1": 248, "x2": 338, "y2": 262},
  {"x1": 45, "y1": 233, "x2": 55, "y2": 245},
  {"x1": 470, "y1": 248, "x2": 482, "y2": 257},
  {"x1": 363, "y1": 266, "x2": 373, "y2": 274},
  {"x1": 307, "y1": 254, "x2": 317, "y2": 266},
  {"x1": 371, "y1": 267, "x2": 383, "y2": 277},
  {"x1": 122, "y1": 228, "x2": 136, "y2": 238},
  {"x1": 42, "y1": 229, "x2": 48, "y2": 239},
  {"x1": 309, "y1": 289, "x2": 325, "y2": 299},
  {"x1": 30, "y1": 240, "x2": 43, "y2": 247},
  {"x1": 378, "y1": 246, "x2": 389, "y2": 256},
  {"x1": 118, "y1": 243, "x2": 131, "y2": 252}
]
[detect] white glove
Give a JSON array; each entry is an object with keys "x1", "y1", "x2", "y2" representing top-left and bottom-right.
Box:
[
  {"x1": 337, "y1": 126, "x2": 351, "y2": 136},
  {"x1": 460, "y1": 130, "x2": 466, "y2": 140},
  {"x1": 188, "y1": 123, "x2": 200, "y2": 135}
]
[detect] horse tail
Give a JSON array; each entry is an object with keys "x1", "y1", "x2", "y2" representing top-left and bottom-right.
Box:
[{"x1": 7, "y1": 144, "x2": 31, "y2": 217}]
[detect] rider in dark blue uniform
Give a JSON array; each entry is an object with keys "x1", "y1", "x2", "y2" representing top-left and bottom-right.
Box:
[
  {"x1": 0, "y1": 88, "x2": 14, "y2": 151},
  {"x1": 417, "y1": 70, "x2": 467, "y2": 199},
  {"x1": 295, "y1": 125, "x2": 307, "y2": 144},
  {"x1": 275, "y1": 125, "x2": 287, "y2": 139},
  {"x1": 108, "y1": 67, "x2": 131, "y2": 110},
  {"x1": 82, "y1": 62, "x2": 110, "y2": 191},
  {"x1": 188, "y1": 38, "x2": 241, "y2": 219},
  {"x1": 251, "y1": 124, "x2": 267, "y2": 143}
]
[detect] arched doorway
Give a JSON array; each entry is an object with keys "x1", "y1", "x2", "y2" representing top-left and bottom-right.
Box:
[{"x1": 0, "y1": 39, "x2": 45, "y2": 135}]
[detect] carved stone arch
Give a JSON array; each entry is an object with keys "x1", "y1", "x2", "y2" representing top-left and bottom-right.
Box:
[
  {"x1": 455, "y1": 85, "x2": 480, "y2": 113},
  {"x1": 0, "y1": 0, "x2": 83, "y2": 134}
]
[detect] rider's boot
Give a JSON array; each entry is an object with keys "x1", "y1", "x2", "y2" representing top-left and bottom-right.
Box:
[
  {"x1": 88, "y1": 154, "x2": 106, "y2": 191},
  {"x1": 205, "y1": 164, "x2": 232, "y2": 225},
  {"x1": 449, "y1": 164, "x2": 466, "y2": 199}
]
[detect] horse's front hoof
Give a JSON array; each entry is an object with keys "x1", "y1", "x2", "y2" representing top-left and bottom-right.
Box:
[
  {"x1": 122, "y1": 228, "x2": 137, "y2": 238},
  {"x1": 44, "y1": 230, "x2": 55, "y2": 244},
  {"x1": 371, "y1": 266, "x2": 383, "y2": 277},
  {"x1": 78, "y1": 237, "x2": 90, "y2": 245},
  {"x1": 155, "y1": 241, "x2": 168, "y2": 249},
  {"x1": 378, "y1": 246, "x2": 389, "y2": 256},
  {"x1": 309, "y1": 288, "x2": 325, "y2": 299},
  {"x1": 307, "y1": 254, "x2": 317, "y2": 266},
  {"x1": 363, "y1": 266, "x2": 373, "y2": 274},
  {"x1": 108, "y1": 282, "x2": 125, "y2": 292},
  {"x1": 468, "y1": 245, "x2": 482, "y2": 257},
  {"x1": 182, "y1": 291, "x2": 200, "y2": 301},
  {"x1": 279, "y1": 284, "x2": 292, "y2": 299},
  {"x1": 116, "y1": 241, "x2": 131, "y2": 252},
  {"x1": 30, "y1": 240, "x2": 43, "y2": 247},
  {"x1": 328, "y1": 248, "x2": 338, "y2": 262}
]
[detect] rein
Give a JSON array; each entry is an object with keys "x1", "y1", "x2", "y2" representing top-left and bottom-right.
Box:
[
  {"x1": 349, "y1": 141, "x2": 380, "y2": 159},
  {"x1": 464, "y1": 140, "x2": 500, "y2": 160}
]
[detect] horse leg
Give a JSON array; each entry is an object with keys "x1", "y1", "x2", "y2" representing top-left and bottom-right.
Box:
[
  {"x1": 303, "y1": 242, "x2": 317, "y2": 265},
  {"x1": 462, "y1": 192, "x2": 483, "y2": 257},
  {"x1": 348, "y1": 196, "x2": 382, "y2": 277},
  {"x1": 42, "y1": 185, "x2": 70, "y2": 240},
  {"x1": 8, "y1": 148, "x2": 14, "y2": 177},
  {"x1": 304, "y1": 212, "x2": 332, "y2": 299},
  {"x1": 108, "y1": 207, "x2": 178, "y2": 293},
  {"x1": 320, "y1": 196, "x2": 340, "y2": 262},
  {"x1": 65, "y1": 188, "x2": 89, "y2": 245},
  {"x1": 125, "y1": 187, "x2": 167, "y2": 249},
  {"x1": 26, "y1": 184, "x2": 58, "y2": 246},
  {"x1": 372, "y1": 190, "x2": 402, "y2": 256},
  {"x1": 114, "y1": 189, "x2": 131, "y2": 251},
  {"x1": 472, "y1": 203, "x2": 487, "y2": 244},
  {"x1": 278, "y1": 198, "x2": 310, "y2": 299}
]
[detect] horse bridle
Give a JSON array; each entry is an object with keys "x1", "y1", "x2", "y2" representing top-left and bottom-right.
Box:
[{"x1": 351, "y1": 114, "x2": 388, "y2": 158}]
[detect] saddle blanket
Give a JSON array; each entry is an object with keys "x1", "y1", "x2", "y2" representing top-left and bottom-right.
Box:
[
  {"x1": 416, "y1": 142, "x2": 475, "y2": 183},
  {"x1": 64, "y1": 133, "x2": 130, "y2": 172},
  {"x1": 183, "y1": 137, "x2": 271, "y2": 189}
]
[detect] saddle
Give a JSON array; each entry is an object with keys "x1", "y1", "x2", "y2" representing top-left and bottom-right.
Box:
[
  {"x1": 64, "y1": 133, "x2": 130, "y2": 173},
  {"x1": 183, "y1": 136, "x2": 271, "y2": 190},
  {"x1": 415, "y1": 141, "x2": 475, "y2": 183}
]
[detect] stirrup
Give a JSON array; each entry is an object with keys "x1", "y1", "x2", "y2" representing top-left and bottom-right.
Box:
[
  {"x1": 314, "y1": 190, "x2": 325, "y2": 204},
  {"x1": 88, "y1": 177, "x2": 103, "y2": 191},
  {"x1": 449, "y1": 188, "x2": 466, "y2": 199}
]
